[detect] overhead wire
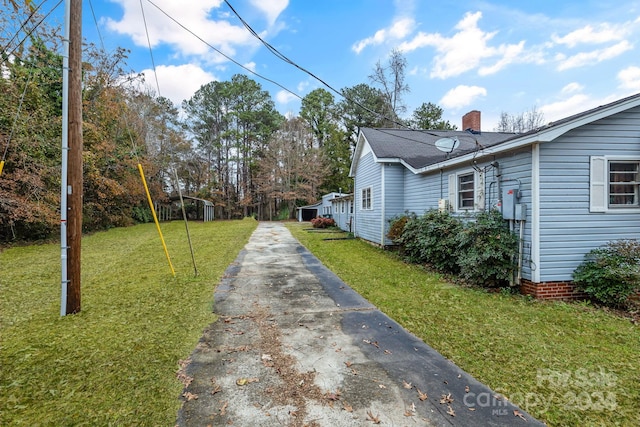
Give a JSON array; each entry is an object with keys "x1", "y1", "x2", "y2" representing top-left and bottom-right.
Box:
[
  {"x1": 223, "y1": 0, "x2": 413, "y2": 131},
  {"x1": 87, "y1": 0, "x2": 106, "y2": 51},
  {"x1": 139, "y1": 0, "x2": 161, "y2": 97},
  {"x1": 1, "y1": 0, "x2": 63, "y2": 61},
  {"x1": 222, "y1": 0, "x2": 483, "y2": 150},
  {"x1": 144, "y1": 0, "x2": 302, "y2": 101},
  {"x1": 138, "y1": 0, "x2": 197, "y2": 276},
  {"x1": 144, "y1": 0, "x2": 459, "y2": 150},
  {"x1": 0, "y1": 0, "x2": 47, "y2": 57}
]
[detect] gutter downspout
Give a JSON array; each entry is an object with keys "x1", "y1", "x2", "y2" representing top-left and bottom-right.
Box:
[{"x1": 517, "y1": 218, "x2": 525, "y2": 285}]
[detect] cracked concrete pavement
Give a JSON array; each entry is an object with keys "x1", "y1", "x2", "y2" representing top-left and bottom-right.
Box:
[{"x1": 175, "y1": 222, "x2": 544, "y2": 426}]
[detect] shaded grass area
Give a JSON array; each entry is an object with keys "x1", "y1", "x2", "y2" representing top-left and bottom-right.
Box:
[
  {"x1": 0, "y1": 219, "x2": 257, "y2": 426},
  {"x1": 287, "y1": 223, "x2": 640, "y2": 427}
]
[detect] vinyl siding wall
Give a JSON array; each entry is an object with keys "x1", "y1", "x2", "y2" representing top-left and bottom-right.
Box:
[
  {"x1": 491, "y1": 148, "x2": 533, "y2": 281},
  {"x1": 354, "y1": 150, "x2": 384, "y2": 244},
  {"x1": 538, "y1": 108, "x2": 640, "y2": 282},
  {"x1": 332, "y1": 200, "x2": 353, "y2": 232},
  {"x1": 382, "y1": 163, "x2": 404, "y2": 245},
  {"x1": 404, "y1": 168, "x2": 442, "y2": 214}
]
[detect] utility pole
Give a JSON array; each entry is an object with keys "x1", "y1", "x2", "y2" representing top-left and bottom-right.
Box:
[{"x1": 65, "y1": 0, "x2": 83, "y2": 314}]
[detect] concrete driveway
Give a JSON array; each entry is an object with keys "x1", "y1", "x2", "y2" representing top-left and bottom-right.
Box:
[{"x1": 176, "y1": 222, "x2": 543, "y2": 426}]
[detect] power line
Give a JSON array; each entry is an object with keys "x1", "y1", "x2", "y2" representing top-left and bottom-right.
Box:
[
  {"x1": 139, "y1": 0, "x2": 161, "y2": 97},
  {"x1": 223, "y1": 1, "x2": 492, "y2": 151},
  {"x1": 87, "y1": 0, "x2": 105, "y2": 52},
  {"x1": 0, "y1": 0, "x2": 48, "y2": 56},
  {"x1": 1, "y1": 0, "x2": 63, "y2": 61},
  {"x1": 223, "y1": 0, "x2": 412, "y2": 131},
  {"x1": 144, "y1": 0, "x2": 302, "y2": 102}
]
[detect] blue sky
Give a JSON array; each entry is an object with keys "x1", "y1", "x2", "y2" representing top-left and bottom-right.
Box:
[{"x1": 71, "y1": 0, "x2": 640, "y2": 130}]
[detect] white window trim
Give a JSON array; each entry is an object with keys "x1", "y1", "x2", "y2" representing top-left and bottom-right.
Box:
[
  {"x1": 361, "y1": 186, "x2": 373, "y2": 210},
  {"x1": 591, "y1": 155, "x2": 640, "y2": 213},
  {"x1": 449, "y1": 170, "x2": 484, "y2": 212}
]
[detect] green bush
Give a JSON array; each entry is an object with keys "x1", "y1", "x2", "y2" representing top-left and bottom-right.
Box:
[
  {"x1": 386, "y1": 213, "x2": 412, "y2": 243},
  {"x1": 398, "y1": 210, "x2": 463, "y2": 274},
  {"x1": 310, "y1": 216, "x2": 336, "y2": 228},
  {"x1": 573, "y1": 240, "x2": 640, "y2": 307},
  {"x1": 456, "y1": 210, "x2": 518, "y2": 287},
  {"x1": 131, "y1": 205, "x2": 153, "y2": 223}
]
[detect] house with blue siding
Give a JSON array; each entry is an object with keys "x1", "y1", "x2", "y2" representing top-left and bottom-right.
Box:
[
  {"x1": 330, "y1": 194, "x2": 353, "y2": 232},
  {"x1": 297, "y1": 192, "x2": 347, "y2": 222},
  {"x1": 349, "y1": 95, "x2": 640, "y2": 299}
]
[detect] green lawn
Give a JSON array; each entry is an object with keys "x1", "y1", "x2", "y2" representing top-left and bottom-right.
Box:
[
  {"x1": 287, "y1": 223, "x2": 640, "y2": 427},
  {"x1": 0, "y1": 218, "x2": 257, "y2": 426}
]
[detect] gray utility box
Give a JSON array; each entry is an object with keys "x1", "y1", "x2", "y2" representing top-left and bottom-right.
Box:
[{"x1": 502, "y1": 187, "x2": 519, "y2": 219}]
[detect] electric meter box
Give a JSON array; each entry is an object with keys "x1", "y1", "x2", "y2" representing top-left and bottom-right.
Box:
[{"x1": 502, "y1": 188, "x2": 518, "y2": 219}]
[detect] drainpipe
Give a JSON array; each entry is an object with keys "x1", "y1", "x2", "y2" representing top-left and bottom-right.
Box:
[{"x1": 517, "y1": 219, "x2": 525, "y2": 286}]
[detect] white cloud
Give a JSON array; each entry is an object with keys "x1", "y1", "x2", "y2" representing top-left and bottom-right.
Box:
[
  {"x1": 556, "y1": 40, "x2": 633, "y2": 71},
  {"x1": 561, "y1": 82, "x2": 584, "y2": 94},
  {"x1": 478, "y1": 41, "x2": 525, "y2": 76},
  {"x1": 399, "y1": 11, "x2": 528, "y2": 79},
  {"x1": 249, "y1": 0, "x2": 288, "y2": 26},
  {"x1": 297, "y1": 81, "x2": 309, "y2": 92},
  {"x1": 617, "y1": 66, "x2": 640, "y2": 91},
  {"x1": 540, "y1": 94, "x2": 591, "y2": 122},
  {"x1": 276, "y1": 89, "x2": 298, "y2": 104},
  {"x1": 552, "y1": 23, "x2": 629, "y2": 48},
  {"x1": 352, "y1": 17, "x2": 415, "y2": 54},
  {"x1": 439, "y1": 85, "x2": 487, "y2": 109},
  {"x1": 141, "y1": 64, "x2": 217, "y2": 106},
  {"x1": 105, "y1": 0, "x2": 258, "y2": 61}
]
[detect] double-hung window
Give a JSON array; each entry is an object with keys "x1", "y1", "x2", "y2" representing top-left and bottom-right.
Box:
[
  {"x1": 361, "y1": 187, "x2": 372, "y2": 210},
  {"x1": 609, "y1": 160, "x2": 639, "y2": 208},
  {"x1": 458, "y1": 173, "x2": 475, "y2": 210}
]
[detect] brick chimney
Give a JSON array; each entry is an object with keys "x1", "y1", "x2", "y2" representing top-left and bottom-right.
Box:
[{"x1": 462, "y1": 110, "x2": 481, "y2": 132}]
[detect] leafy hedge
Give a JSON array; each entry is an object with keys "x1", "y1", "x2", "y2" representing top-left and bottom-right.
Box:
[
  {"x1": 389, "y1": 209, "x2": 518, "y2": 287},
  {"x1": 310, "y1": 216, "x2": 336, "y2": 228},
  {"x1": 573, "y1": 240, "x2": 640, "y2": 307}
]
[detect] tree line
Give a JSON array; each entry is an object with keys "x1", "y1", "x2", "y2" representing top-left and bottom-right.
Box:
[{"x1": 0, "y1": 9, "x2": 459, "y2": 242}]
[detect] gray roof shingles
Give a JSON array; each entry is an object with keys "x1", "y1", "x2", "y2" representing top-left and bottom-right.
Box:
[{"x1": 361, "y1": 128, "x2": 516, "y2": 169}]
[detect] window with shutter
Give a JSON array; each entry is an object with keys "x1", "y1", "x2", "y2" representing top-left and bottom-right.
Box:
[{"x1": 609, "y1": 160, "x2": 639, "y2": 208}]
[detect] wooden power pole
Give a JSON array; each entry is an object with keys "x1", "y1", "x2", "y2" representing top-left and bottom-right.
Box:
[{"x1": 66, "y1": 0, "x2": 83, "y2": 314}]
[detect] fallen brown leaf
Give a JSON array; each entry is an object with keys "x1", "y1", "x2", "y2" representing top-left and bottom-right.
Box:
[
  {"x1": 325, "y1": 390, "x2": 341, "y2": 401},
  {"x1": 446, "y1": 405, "x2": 456, "y2": 417},
  {"x1": 220, "y1": 401, "x2": 228, "y2": 416},
  {"x1": 404, "y1": 402, "x2": 416, "y2": 416},
  {"x1": 417, "y1": 388, "x2": 428, "y2": 401},
  {"x1": 211, "y1": 384, "x2": 222, "y2": 395},
  {"x1": 402, "y1": 380, "x2": 412, "y2": 389},
  {"x1": 378, "y1": 384, "x2": 386, "y2": 389},
  {"x1": 343, "y1": 402, "x2": 353, "y2": 412},
  {"x1": 384, "y1": 349, "x2": 392, "y2": 354},
  {"x1": 514, "y1": 410, "x2": 527, "y2": 421},
  {"x1": 183, "y1": 391, "x2": 198, "y2": 401},
  {"x1": 440, "y1": 393, "x2": 454, "y2": 404},
  {"x1": 465, "y1": 385, "x2": 470, "y2": 393},
  {"x1": 366, "y1": 410, "x2": 381, "y2": 424},
  {"x1": 344, "y1": 361, "x2": 353, "y2": 368}
]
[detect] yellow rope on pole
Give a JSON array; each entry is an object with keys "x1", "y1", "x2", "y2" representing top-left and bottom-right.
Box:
[
  {"x1": 0, "y1": 160, "x2": 4, "y2": 176},
  {"x1": 137, "y1": 163, "x2": 175, "y2": 277}
]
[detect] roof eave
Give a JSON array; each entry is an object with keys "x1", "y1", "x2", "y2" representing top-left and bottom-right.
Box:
[{"x1": 414, "y1": 95, "x2": 640, "y2": 174}]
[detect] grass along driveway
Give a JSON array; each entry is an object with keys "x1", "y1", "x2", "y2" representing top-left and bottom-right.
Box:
[
  {"x1": 287, "y1": 223, "x2": 639, "y2": 427},
  {"x1": 0, "y1": 219, "x2": 257, "y2": 426}
]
